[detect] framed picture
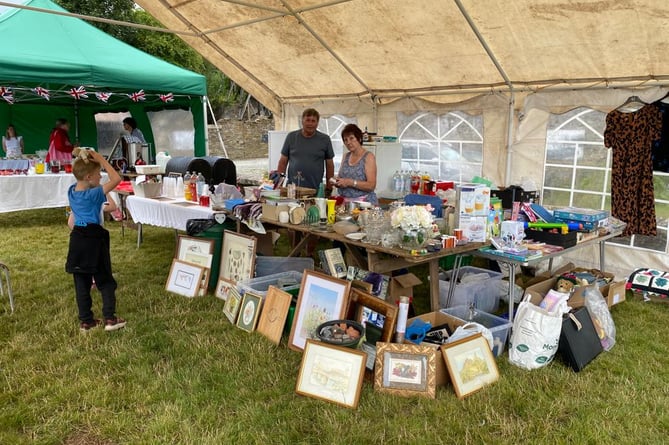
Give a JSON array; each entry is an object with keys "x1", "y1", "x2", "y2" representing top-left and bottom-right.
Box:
[
  {"x1": 215, "y1": 277, "x2": 236, "y2": 301},
  {"x1": 176, "y1": 235, "x2": 214, "y2": 262},
  {"x1": 288, "y1": 270, "x2": 351, "y2": 352},
  {"x1": 296, "y1": 340, "x2": 367, "y2": 409},
  {"x1": 257, "y1": 285, "x2": 293, "y2": 345},
  {"x1": 223, "y1": 287, "x2": 243, "y2": 324},
  {"x1": 346, "y1": 288, "x2": 398, "y2": 343},
  {"x1": 236, "y1": 291, "x2": 263, "y2": 332},
  {"x1": 374, "y1": 342, "x2": 437, "y2": 399},
  {"x1": 165, "y1": 259, "x2": 206, "y2": 298},
  {"x1": 220, "y1": 230, "x2": 257, "y2": 283},
  {"x1": 441, "y1": 333, "x2": 499, "y2": 399}
]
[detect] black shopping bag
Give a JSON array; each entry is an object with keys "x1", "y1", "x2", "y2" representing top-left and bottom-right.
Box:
[{"x1": 558, "y1": 307, "x2": 603, "y2": 372}]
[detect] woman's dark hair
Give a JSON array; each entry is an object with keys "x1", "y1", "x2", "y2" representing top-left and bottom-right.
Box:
[
  {"x1": 341, "y1": 123, "x2": 363, "y2": 144},
  {"x1": 56, "y1": 118, "x2": 68, "y2": 127},
  {"x1": 123, "y1": 117, "x2": 138, "y2": 129}
]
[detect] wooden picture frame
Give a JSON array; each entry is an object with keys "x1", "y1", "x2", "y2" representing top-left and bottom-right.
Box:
[
  {"x1": 296, "y1": 340, "x2": 367, "y2": 409},
  {"x1": 219, "y1": 230, "x2": 257, "y2": 283},
  {"x1": 215, "y1": 277, "x2": 236, "y2": 301},
  {"x1": 288, "y1": 270, "x2": 351, "y2": 352},
  {"x1": 165, "y1": 259, "x2": 206, "y2": 298},
  {"x1": 236, "y1": 291, "x2": 263, "y2": 332},
  {"x1": 223, "y1": 287, "x2": 243, "y2": 324},
  {"x1": 346, "y1": 288, "x2": 398, "y2": 343},
  {"x1": 257, "y1": 286, "x2": 293, "y2": 345},
  {"x1": 441, "y1": 333, "x2": 499, "y2": 399},
  {"x1": 374, "y1": 342, "x2": 437, "y2": 399}
]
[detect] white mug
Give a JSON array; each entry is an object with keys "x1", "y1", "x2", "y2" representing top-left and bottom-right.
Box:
[{"x1": 279, "y1": 211, "x2": 289, "y2": 223}]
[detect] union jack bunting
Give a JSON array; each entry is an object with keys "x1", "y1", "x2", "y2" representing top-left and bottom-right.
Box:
[
  {"x1": 32, "y1": 86, "x2": 50, "y2": 100},
  {"x1": 127, "y1": 90, "x2": 145, "y2": 102},
  {"x1": 69, "y1": 86, "x2": 88, "y2": 100},
  {"x1": 95, "y1": 92, "x2": 112, "y2": 103},
  {"x1": 0, "y1": 87, "x2": 14, "y2": 104},
  {"x1": 159, "y1": 92, "x2": 174, "y2": 103}
]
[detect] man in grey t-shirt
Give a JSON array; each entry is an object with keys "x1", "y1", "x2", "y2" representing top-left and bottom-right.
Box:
[{"x1": 277, "y1": 108, "x2": 335, "y2": 191}]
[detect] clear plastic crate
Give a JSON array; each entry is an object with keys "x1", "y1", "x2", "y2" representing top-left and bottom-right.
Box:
[
  {"x1": 236, "y1": 270, "x2": 303, "y2": 299},
  {"x1": 438, "y1": 266, "x2": 504, "y2": 313},
  {"x1": 440, "y1": 305, "x2": 512, "y2": 357}
]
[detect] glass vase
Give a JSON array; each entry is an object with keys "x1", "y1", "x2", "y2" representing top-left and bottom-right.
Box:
[{"x1": 399, "y1": 227, "x2": 428, "y2": 250}]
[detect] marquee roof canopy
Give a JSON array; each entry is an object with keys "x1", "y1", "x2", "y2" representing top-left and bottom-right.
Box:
[{"x1": 135, "y1": 0, "x2": 669, "y2": 114}]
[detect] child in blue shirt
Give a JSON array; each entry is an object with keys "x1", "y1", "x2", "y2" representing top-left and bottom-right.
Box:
[{"x1": 65, "y1": 149, "x2": 125, "y2": 332}]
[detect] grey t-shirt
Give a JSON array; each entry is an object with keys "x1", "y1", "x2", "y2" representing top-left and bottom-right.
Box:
[{"x1": 281, "y1": 130, "x2": 334, "y2": 190}]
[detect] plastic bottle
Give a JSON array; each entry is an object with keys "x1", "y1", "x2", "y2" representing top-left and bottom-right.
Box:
[
  {"x1": 183, "y1": 171, "x2": 192, "y2": 201},
  {"x1": 316, "y1": 180, "x2": 325, "y2": 198},
  {"x1": 196, "y1": 172, "x2": 206, "y2": 197},
  {"x1": 189, "y1": 172, "x2": 198, "y2": 202},
  {"x1": 393, "y1": 170, "x2": 402, "y2": 193}
]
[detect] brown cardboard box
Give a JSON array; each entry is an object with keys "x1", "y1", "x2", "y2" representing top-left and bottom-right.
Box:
[
  {"x1": 406, "y1": 311, "x2": 465, "y2": 386},
  {"x1": 261, "y1": 203, "x2": 289, "y2": 222},
  {"x1": 524, "y1": 265, "x2": 620, "y2": 308},
  {"x1": 389, "y1": 273, "x2": 422, "y2": 300}
]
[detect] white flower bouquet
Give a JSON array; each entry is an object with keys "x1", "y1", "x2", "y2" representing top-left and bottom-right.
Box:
[{"x1": 390, "y1": 204, "x2": 434, "y2": 231}]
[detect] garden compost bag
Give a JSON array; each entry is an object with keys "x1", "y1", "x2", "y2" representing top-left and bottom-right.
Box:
[{"x1": 508, "y1": 294, "x2": 566, "y2": 370}]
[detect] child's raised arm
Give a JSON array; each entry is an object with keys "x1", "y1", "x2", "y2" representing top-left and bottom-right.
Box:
[{"x1": 89, "y1": 150, "x2": 121, "y2": 194}]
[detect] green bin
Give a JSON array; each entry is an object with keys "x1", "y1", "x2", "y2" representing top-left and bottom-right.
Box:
[{"x1": 193, "y1": 220, "x2": 236, "y2": 290}]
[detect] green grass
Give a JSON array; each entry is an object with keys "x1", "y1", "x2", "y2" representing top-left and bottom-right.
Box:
[{"x1": 1, "y1": 208, "x2": 669, "y2": 444}]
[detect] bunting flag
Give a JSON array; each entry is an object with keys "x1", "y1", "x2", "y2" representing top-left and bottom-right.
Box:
[
  {"x1": 159, "y1": 92, "x2": 174, "y2": 103},
  {"x1": 95, "y1": 92, "x2": 112, "y2": 103},
  {"x1": 32, "y1": 86, "x2": 50, "y2": 101},
  {"x1": 127, "y1": 89, "x2": 146, "y2": 102},
  {"x1": 0, "y1": 87, "x2": 14, "y2": 104},
  {"x1": 68, "y1": 85, "x2": 88, "y2": 100}
]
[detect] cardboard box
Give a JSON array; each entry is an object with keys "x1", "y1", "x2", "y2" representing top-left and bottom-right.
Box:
[
  {"x1": 406, "y1": 311, "x2": 465, "y2": 386},
  {"x1": 261, "y1": 203, "x2": 289, "y2": 222},
  {"x1": 524, "y1": 264, "x2": 619, "y2": 308},
  {"x1": 389, "y1": 273, "x2": 422, "y2": 300}
]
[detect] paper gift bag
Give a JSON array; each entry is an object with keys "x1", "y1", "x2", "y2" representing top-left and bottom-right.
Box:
[{"x1": 558, "y1": 307, "x2": 603, "y2": 372}]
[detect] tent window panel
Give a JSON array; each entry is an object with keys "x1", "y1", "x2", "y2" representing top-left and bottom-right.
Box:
[
  {"x1": 95, "y1": 112, "x2": 131, "y2": 156},
  {"x1": 633, "y1": 231, "x2": 667, "y2": 251},
  {"x1": 542, "y1": 189, "x2": 571, "y2": 207},
  {"x1": 544, "y1": 166, "x2": 572, "y2": 189},
  {"x1": 574, "y1": 168, "x2": 606, "y2": 193},
  {"x1": 401, "y1": 142, "x2": 419, "y2": 159},
  {"x1": 545, "y1": 143, "x2": 575, "y2": 165},
  {"x1": 572, "y1": 192, "x2": 604, "y2": 210},
  {"x1": 577, "y1": 144, "x2": 609, "y2": 167},
  {"x1": 147, "y1": 109, "x2": 194, "y2": 157},
  {"x1": 440, "y1": 113, "x2": 483, "y2": 141},
  {"x1": 419, "y1": 142, "x2": 438, "y2": 160},
  {"x1": 461, "y1": 142, "x2": 483, "y2": 163}
]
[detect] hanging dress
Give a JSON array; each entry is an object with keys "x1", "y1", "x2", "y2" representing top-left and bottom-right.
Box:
[{"x1": 604, "y1": 104, "x2": 662, "y2": 237}]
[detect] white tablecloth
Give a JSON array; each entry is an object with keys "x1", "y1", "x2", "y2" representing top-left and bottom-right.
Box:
[
  {"x1": 126, "y1": 195, "x2": 213, "y2": 232},
  {"x1": 0, "y1": 173, "x2": 77, "y2": 213}
]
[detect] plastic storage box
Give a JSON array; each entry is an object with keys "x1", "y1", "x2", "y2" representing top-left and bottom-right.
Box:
[
  {"x1": 440, "y1": 305, "x2": 513, "y2": 357},
  {"x1": 438, "y1": 266, "x2": 504, "y2": 313},
  {"x1": 236, "y1": 270, "x2": 303, "y2": 299}
]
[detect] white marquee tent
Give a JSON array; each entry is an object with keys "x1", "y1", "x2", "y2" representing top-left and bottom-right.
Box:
[{"x1": 54, "y1": 1, "x2": 669, "y2": 275}]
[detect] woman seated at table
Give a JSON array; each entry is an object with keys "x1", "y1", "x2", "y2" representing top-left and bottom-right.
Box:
[
  {"x1": 334, "y1": 123, "x2": 378, "y2": 205},
  {"x1": 2, "y1": 124, "x2": 24, "y2": 158}
]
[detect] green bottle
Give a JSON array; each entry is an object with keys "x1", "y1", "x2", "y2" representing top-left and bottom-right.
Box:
[{"x1": 317, "y1": 180, "x2": 325, "y2": 198}]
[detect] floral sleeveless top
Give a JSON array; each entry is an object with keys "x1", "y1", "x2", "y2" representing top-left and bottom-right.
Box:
[{"x1": 338, "y1": 150, "x2": 378, "y2": 205}]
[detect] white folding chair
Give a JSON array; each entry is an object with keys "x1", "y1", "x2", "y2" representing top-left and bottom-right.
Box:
[{"x1": 0, "y1": 261, "x2": 14, "y2": 314}]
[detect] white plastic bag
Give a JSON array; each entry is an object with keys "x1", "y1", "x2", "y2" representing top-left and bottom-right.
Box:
[
  {"x1": 447, "y1": 322, "x2": 494, "y2": 351},
  {"x1": 508, "y1": 294, "x2": 568, "y2": 370},
  {"x1": 583, "y1": 285, "x2": 616, "y2": 351}
]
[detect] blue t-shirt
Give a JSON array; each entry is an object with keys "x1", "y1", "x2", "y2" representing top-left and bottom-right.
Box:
[
  {"x1": 68, "y1": 184, "x2": 106, "y2": 226},
  {"x1": 281, "y1": 130, "x2": 334, "y2": 190}
]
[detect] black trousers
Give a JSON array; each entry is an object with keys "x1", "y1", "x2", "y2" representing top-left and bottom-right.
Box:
[{"x1": 73, "y1": 271, "x2": 117, "y2": 322}]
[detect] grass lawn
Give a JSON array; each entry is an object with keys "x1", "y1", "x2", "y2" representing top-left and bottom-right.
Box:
[{"x1": 1, "y1": 208, "x2": 668, "y2": 445}]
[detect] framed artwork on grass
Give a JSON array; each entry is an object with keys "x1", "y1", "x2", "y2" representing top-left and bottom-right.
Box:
[
  {"x1": 441, "y1": 333, "x2": 499, "y2": 399},
  {"x1": 165, "y1": 259, "x2": 206, "y2": 299},
  {"x1": 236, "y1": 291, "x2": 263, "y2": 332},
  {"x1": 346, "y1": 288, "x2": 398, "y2": 343},
  {"x1": 296, "y1": 339, "x2": 367, "y2": 409},
  {"x1": 257, "y1": 286, "x2": 293, "y2": 345},
  {"x1": 288, "y1": 270, "x2": 351, "y2": 352},
  {"x1": 219, "y1": 230, "x2": 256, "y2": 283},
  {"x1": 223, "y1": 287, "x2": 243, "y2": 324},
  {"x1": 176, "y1": 235, "x2": 214, "y2": 261},
  {"x1": 374, "y1": 342, "x2": 437, "y2": 399},
  {"x1": 215, "y1": 277, "x2": 236, "y2": 301}
]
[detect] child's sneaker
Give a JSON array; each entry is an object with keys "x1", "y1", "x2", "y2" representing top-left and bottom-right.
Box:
[
  {"x1": 80, "y1": 319, "x2": 102, "y2": 332},
  {"x1": 104, "y1": 317, "x2": 127, "y2": 332}
]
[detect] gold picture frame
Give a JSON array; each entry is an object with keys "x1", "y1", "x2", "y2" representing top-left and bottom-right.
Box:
[
  {"x1": 236, "y1": 291, "x2": 263, "y2": 333},
  {"x1": 441, "y1": 333, "x2": 499, "y2": 399},
  {"x1": 296, "y1": 340, "x2": 367, "y2": 409},
  {"x1": 374, "y1": 342, "x2": 437, "y2": 399},
  {"x1": 223, "y1": 287, "x2": 243, "y2": 324},
  {"x1": 288, "y1": 270, "x2": 351, "y2": 352},
  {"x1": 219, "y1": 230, "x2": 257, "y2": 283}
]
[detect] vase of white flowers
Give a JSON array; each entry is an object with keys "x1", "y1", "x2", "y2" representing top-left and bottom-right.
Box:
[{"x1": 390, "y1": 205, "x2": 434, "y2": 250}]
